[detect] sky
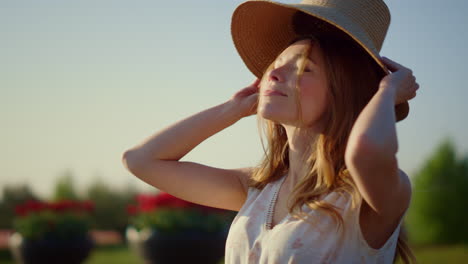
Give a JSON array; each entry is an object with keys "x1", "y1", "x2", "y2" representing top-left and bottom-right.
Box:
[{"x1": 1, "y1": 0, "x2": 467, "y2": 200}]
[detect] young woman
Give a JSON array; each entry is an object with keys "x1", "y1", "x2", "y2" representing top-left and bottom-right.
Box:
[{"x1": 123, "y1": 0, "x2": 419, "y2": 263}]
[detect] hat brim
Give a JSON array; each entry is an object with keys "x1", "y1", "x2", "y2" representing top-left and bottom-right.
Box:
[{"x1": 231, "y1": 0, "x2": 409, "y2": 122}]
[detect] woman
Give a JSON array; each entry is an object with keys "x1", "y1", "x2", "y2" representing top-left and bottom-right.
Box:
[{"x1": 123, "y1": 0, "x2": 419, "y2": 263}]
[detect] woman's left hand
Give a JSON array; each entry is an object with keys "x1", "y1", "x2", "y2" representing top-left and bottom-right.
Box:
[{"x1": 379, "y1": 56, "x2": 420, "y2": 105}]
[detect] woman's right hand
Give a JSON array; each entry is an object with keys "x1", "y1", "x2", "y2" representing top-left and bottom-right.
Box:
[{"x1": 228, "y1": 78, "x2": 261, "y2": 118}]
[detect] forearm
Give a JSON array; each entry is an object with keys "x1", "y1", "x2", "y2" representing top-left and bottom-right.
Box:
[
  {"x1": 124, "y1": 100, "x2": 241, "y2": 162},
  {"x1": 346, "y1": 87, "x2": 398, "y2": 156}
]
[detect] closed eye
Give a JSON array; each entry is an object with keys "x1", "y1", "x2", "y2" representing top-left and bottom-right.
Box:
[{"x1": 304, "y1": 61, "x2": 316, "y2": 72}]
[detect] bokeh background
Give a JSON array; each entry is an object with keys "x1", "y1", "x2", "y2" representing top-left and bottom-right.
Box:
[{"x1": 1, "y1": 0, "x2": 467, "y2": 263}]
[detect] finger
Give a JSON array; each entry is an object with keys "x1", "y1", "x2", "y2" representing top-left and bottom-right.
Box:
[
  {"x1": 250, "y1": 78, "x2": 261, "y2": 88},
  {"x1": 243, "y1": 87, "x2": 258, "y2": 95},
  {"x1": 243, "y1": 80, "x2": 261, "y2": 93},
  {"x1": 248, "y1": 94, "x2": 259, "y2": 112},
  {"x1": 249, "y1": 92, "x2": 259, "y2": 100},
  {"x1": 236, "y1": 86, "x2": 257, "y2": 97},
  {"x1": 381, "y1": 56, "x2": 404, "y2": 72}
]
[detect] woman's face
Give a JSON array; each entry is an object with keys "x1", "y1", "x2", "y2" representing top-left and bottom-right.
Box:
[{"x1": 258, "y1": 39, "x2": 329, "y2": 128}]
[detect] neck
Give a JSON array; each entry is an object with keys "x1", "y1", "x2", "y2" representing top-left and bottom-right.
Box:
[{"x1": 283, "y1": 124, "x2": 321, "y2": 186}]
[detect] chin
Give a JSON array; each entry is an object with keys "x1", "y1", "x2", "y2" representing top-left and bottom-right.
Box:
[{"x1": 258, "y1": 106, "x2": 290, "y2": 124}]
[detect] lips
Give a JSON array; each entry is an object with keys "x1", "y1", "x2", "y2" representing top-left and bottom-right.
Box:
[{"x1": 263, "y1": 89, "x2": 287, "y2": 97}]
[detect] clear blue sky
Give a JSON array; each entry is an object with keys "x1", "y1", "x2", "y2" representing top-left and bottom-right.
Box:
[{"x1": 2, "y1": 0, "x2": 467, "y2": 199}]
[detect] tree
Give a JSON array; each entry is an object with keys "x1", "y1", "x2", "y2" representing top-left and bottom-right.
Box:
[
  {"x1": 406, "y1": 137, "x2": 468, "y2": 245},
  {"x1": 52, "y1": 169, "x2": 80, "y2": 201},
  {"x1": 85, "y1": 177, "x2": 138, "y2": 235}
]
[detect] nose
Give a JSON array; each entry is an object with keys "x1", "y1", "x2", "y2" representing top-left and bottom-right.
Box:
[{"x1": 268, "y1": 67, "x2": 284, "y2": 83}]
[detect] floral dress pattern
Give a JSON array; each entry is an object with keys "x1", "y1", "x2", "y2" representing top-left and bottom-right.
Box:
[{"x1": 224, "y1": 174, "x2": 406, "y2": 264}]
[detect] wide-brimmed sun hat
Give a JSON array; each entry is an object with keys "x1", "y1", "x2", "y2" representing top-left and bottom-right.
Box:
[{"x1": 231, "y1": 0, "x2": 409, "y2": 122}]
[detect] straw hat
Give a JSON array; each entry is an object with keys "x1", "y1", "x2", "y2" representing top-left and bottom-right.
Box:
[{"x1": 231, "y1": 0, "x2": 409, "y2": 122}]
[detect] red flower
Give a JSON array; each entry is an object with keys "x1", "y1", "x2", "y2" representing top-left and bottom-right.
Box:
[
  {"x1": 129, "y1": 192, "x2": 226, "y2": 215},
  {"x1": 14, "y1": 200, "x2": 46, "y2": 216},
  {"x1": 126, "y1": 204, "x2": 138, "y2": 216},
  {"x1": 14, "y1": 199, "x2": 94, "y2": 217},
  {"x1": 14, "y1": 204, "x2": 28, "y2": 217},
  {"x1": 80, "y1": 200, "x2": 94, "y2": 212},
  {"x1": 26, "y1": 200, "x2": 46, "y2": 211},
  {"x1": 48, "y1": 200, "x2": 75, "y2": 212},
  {"x1": 135, "y1": 192, "x2": 191, "y2": 213}
]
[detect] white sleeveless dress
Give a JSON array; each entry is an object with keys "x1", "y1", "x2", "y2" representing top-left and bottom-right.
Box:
[{"x1": 224, "y1": 174, "x2": 406, "y2": 263}]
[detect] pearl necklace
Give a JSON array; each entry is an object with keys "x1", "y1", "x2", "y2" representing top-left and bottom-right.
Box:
[{"x1": 266, "y1": 177, "x2": 283, "y2": 230}]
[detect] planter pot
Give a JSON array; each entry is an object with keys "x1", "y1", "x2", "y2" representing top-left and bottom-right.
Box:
[
  {"x1": 126, "y1": 226, "x2": 228, "y2": 264},
  {"x1": 8, "y1": 232, "x2": 94, "y2": 264}
]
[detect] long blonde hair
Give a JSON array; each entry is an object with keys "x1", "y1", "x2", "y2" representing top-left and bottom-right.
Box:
[{"x1": 248, "y1": 11, "x2": 416, "y2": 264}]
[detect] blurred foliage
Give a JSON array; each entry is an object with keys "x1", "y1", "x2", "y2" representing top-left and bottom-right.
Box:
[
  {"x1": 130, "y1": 207, "x2": 232, "y2": 235},
  {"x1": 85, "y1": 177, "x2": 138, "y2": 235},
  {"x1": 0, "y1": 184, "x2": 39, "y2": 229},
  {"x1": 52, "y1": 169, "x2": 79, "y2": 201},
  {"x1": 0, "y1": 171, "x2": 138, "y2": 235},
  {"x1": 127, "y1": 192, "x2": 236, "y2": 235},
  {"x1": 13, "y1": 204, "x2": 93, "y2": 240},
  {"x1": 406, "y1": 137, "x2": 468, "y2": 245}
]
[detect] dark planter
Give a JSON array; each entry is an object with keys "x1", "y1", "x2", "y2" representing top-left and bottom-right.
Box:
[
  {"x1": 19, "y1": 234, "x2": 94, "y2": 264},
  {"x1": 127, "y1": 226, "x2": 228, "y2": 264}
]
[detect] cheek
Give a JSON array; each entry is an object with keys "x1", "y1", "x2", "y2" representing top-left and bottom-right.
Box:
[
  {"x1": 300, "y1": 79, "x2": 327, "y2": 104},
  {"x1": 299, "y1": 79, "x2": 328, "y2": 115}
]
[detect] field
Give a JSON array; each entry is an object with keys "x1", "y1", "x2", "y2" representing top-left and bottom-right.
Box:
[
  {"x1": 1, "y1": 244, "x2": 466, "y2": 263},
  {"x1": 396, "y1": 245, "x2": 468, "y2": 264}
]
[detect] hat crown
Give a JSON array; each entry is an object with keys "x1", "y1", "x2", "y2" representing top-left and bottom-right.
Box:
[{"x1": 299, "y1": 0, "x2": 390, "y2": 51}]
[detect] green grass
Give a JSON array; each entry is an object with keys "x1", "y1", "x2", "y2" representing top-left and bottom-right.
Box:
[
  {"x1": 84, "y1": 245, "x2": 142, "y2": 264},
  {"x1": 1, "y1": 244, "x2": 466, "y2": 263},
  {"x1": 396, "y1": 244, "x2": 468, "y2": 264},
  {"x1": 0, "y1": 244, "x2": 225, "y2": 264}
]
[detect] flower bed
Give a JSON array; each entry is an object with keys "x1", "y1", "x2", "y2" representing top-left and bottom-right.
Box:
[
  {"x1": 126, "y1": 192, "x2": 234, "y2": 234},
  {"x1": 125, "y1": 192, "x2": 236, "y2": 264},
  {"x1": 13, "y1": 199, "x2": 94, "y2": 240},
  {"x1": 10, "y1": 199, "x2": 95, "y2": 264}
]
